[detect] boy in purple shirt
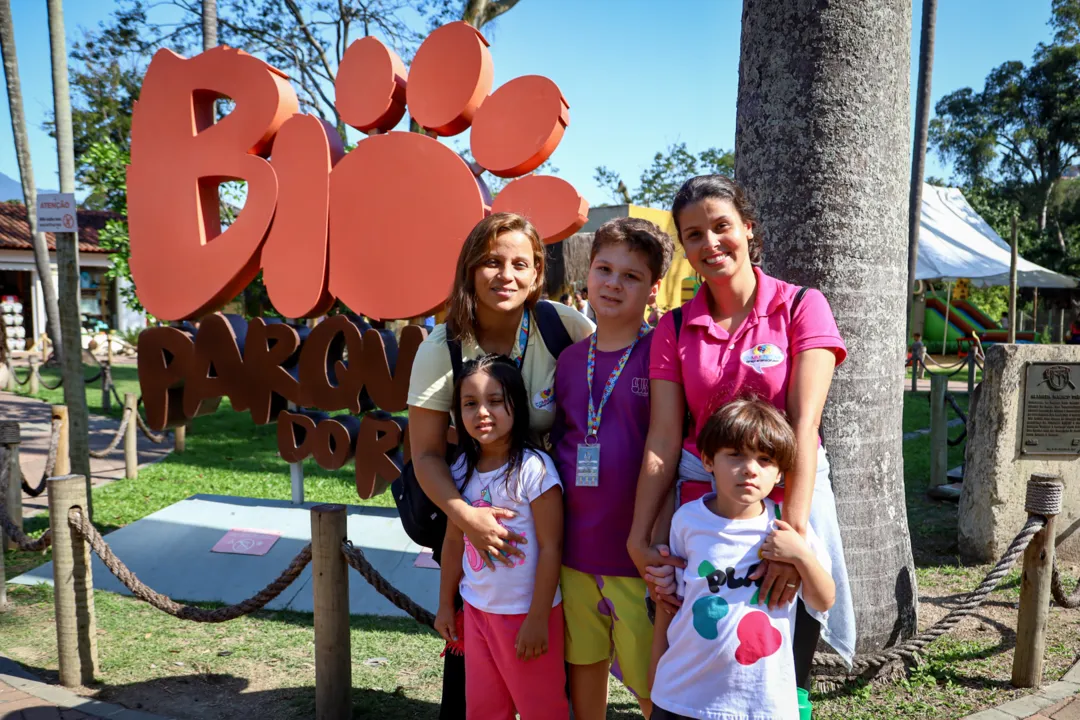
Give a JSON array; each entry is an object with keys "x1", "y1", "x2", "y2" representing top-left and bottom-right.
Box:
[{"x1": 550, "y1": 217, "x2": 674, "y2": 719}]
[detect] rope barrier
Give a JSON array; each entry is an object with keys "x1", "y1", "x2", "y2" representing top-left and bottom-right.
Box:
[
  {"x1": 88, "y1": 407, "x2": 131, "y2": 459},
  {"x1": 5, "y1": 364, "x2": 33, "y2": 386},
  {"x1": 943, "y1": 392, "x2": 968, "y2": 424},
  {"x1": 69, "y1": 508, "x2": 311, "y2": 622},
  {"x1": 813, "y1": 515, "x2": 1047, "y2": 674},
  {"x1": 341, "y1": 540, "x2": 437, "y2": 628},
  {"x1": 1052, "y1": 568, "x2": 1080, "y2": 609},
  {"x1": 134, "y1": 401, "x2": 167, "y2": 444},
  {"x1": 0, "y1": 462, "x2": 51, "y2": 552},
  {"x1": 21, "y1": 418, "x2": 62, "y2": 497}
]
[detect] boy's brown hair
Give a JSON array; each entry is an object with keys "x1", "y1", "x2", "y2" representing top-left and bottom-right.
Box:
[
  {"x1": 696, "y1": 397, "x2": 797, "y2": 473},
  {"x1": 590, "y1": 217, "x2": 675, "y2": 284}
]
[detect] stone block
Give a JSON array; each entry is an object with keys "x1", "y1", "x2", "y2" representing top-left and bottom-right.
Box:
[{"x1": 960, "y1": 344, "x2": 1080, "y2": 564}]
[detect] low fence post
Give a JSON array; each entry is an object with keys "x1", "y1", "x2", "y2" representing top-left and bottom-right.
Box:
[
  {"x1": 312, "y1": 504, "x2": 350, "y2": 720},
  {"x1": 101, "y1": 363, "x2": 111, "y2": 414},
  {"x1": 29, "y1": 356, "x2": 39, "y2": 394},
  {"x1": 54, "y1": 405, "x2": 71, "y2": 476},
  {"x1": 0, "y1": 421, "x2": 23, "y2": 552},
  {"x1": 3, "y1": 364, "x2": 15, "y2": 392},
  {"x1": 929, "y1": 374, "x2": 948, "y2": 488},
  {"x1": 174, "y1": 425, "x2": 186, "y2": 454},
  {"x1": 1011, "y1": 473, "x2": 1063, "y2": 688},
  {"x1": 124, "y1": 393, "x2": 138, "y2": 480},
  {"x1": 48, "y1": 473, "x2": 98, "y2": 687}
]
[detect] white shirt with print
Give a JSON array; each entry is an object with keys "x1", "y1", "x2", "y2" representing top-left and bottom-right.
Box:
[
  {"x1": 451, "y1": 450, "x2": 563, "y2": 615},
  {"x1": 651, "y1": 495, "x2": 831, "y2": 720}
]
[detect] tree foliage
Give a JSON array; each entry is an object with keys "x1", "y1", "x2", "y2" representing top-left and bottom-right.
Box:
[{"x1": 594, "y1": 142, "x2": 734, "y2": 208}]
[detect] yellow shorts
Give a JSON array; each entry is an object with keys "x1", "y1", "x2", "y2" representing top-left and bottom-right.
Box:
[{"x1": 560, "y1": 565, "x2": 652, "y2": 699}]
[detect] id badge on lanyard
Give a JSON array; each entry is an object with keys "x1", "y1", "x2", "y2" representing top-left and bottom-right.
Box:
[{"x1": 575, "y1": 323, "x2": 649, "y2": 487}]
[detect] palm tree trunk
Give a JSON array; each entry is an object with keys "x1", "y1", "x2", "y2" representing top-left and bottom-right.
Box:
[
  {"x1": 202, "y1": 0, "x2": 217, "y2": 50},
  {"x1": 46, "y1": 0, "x2": 92, "y2": 515},
  {"x1": 906, "y1": 0, "x2": 937, "y2": 333},
  {"x1": 736, "y1": 0, "x2": 918, "y2": 653},
  {"x1": 0, "y1": 0, "x2": 64, "y2": 363}
]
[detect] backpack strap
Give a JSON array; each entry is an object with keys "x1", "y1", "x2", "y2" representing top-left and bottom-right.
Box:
[
  {"x1": 446, "y1": 337, "x2": 464, "y2": 384},
  {"x1": 672, "y1": 306, "x2": 684, "y2": 343},
  {"x1": 791, "y1": 286, "x2": 809, "y2": 316},
  {"x1": 533, "y1": 300, "x2": 574, "y2": 360}
]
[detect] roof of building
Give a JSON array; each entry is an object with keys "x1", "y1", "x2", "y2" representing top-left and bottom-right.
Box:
[{"x1": 0, "y1": 202, "x2": 123, "y2": 254}]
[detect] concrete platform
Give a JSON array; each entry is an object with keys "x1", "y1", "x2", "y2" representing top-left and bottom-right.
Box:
[{"x1": 10, "y1": 494, "x2": 439, "y2": 618}]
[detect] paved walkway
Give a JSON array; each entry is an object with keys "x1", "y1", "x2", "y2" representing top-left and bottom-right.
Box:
[
  {"x1": 0, "y1": 658, "x2": 168, "y2": 719},
  {"x1": 0, "y1": 391, "x2": 173, "y2": 520},
  {"x1": 963, "y1": 661, "x2": 1080, "y2": 719}
]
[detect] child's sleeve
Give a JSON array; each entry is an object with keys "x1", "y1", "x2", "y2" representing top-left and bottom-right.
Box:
[
  {"x1": 797, "y1": 525, "x2": 833, "y2": 617},
  {"x1": 668, "y1": 508, "x2": 689, "y2": 599},
  {"x1": 525, "y1": 451, "x2": 563, "y2": 503}
]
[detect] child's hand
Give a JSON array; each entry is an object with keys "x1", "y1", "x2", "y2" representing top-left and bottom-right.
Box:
[
  {"x1": 642, "y1": 545, "x2": 684, "y2": 613},
  {"x1": 760, "y1": 520, "x2": 811, "y2": 567},
  {"x1": 514, "y1": 613, "x2": 548, "y2": 661},
  {"x1": 434, "y1": 603, "x2": 458, "y2": 644}
]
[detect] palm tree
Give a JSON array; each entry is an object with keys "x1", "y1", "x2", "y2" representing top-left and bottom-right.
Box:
[
  {"x1": 0, "y1": 0, "x2": 64, "y2": 363},
  {"x1": 735, "y1": 0, "x2": 918, "y2": 653},
  {"x1": 907, "y1": 0, "x2": 938, "y2": 331},
  {"x1": 46, "y1": 0, "x2": 92, "y2": 513},
  {"x1": 202, "y1": 0, "x2": 217, "y2": 50}
]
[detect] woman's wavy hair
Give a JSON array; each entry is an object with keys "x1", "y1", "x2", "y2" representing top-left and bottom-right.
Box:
[
  {"x1": 447, "y1": 213, "x2": 546, "y2": 344},
  {"x1": 670, "y1": 175, "x2": 763, "y2": 265},
  {"x1": 451, "y1": 354, "x2": 539, "y2": 501}
]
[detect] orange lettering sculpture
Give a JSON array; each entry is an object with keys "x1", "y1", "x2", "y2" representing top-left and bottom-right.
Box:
[{"x1": 128, "y1": 22, "x2": 589, "y2": 321}]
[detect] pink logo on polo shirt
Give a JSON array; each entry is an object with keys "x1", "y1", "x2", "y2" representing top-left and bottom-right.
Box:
[{"x1": 740, "y1": 343, "x2": 784, "y2": 375}]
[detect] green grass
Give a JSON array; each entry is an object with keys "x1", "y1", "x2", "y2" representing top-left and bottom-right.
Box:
[
  {"x1": 903, "y1": 391, "x2": 969, "y2": 435},
  {"x1": 3, "y1": 377, "x2": 1076, "y2": 720},
  {"x1": 12, "y1": 361, "x2": 142, "y2": 419}
]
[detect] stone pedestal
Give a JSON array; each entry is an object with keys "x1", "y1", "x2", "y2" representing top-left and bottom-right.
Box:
[{"x1": 959, "y1": 344, "x2": 1080, "y2": 565}]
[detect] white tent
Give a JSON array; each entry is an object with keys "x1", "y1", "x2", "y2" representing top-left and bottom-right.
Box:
[{"x1": 916, "y1": 184, "x2": 1076, "y2": 288}]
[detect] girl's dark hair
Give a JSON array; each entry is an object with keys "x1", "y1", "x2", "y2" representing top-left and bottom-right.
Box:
[
  {"x1": 696, "y1": 396, "x2": 797, "y2": 473},
  {"x1": 451, "y1": 354, "x2": 539, "y2": 500},
  {"x1": 670, "y1": 175, "x2": 763, "y2": 264},
  {"x1": 447, "y1": 213, "x2": 545, "y2": 345}
]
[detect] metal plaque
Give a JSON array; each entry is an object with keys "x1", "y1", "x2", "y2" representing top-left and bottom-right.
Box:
[{"x1": 1021, "y1": 362, "x2": 1080, "y2": 455}]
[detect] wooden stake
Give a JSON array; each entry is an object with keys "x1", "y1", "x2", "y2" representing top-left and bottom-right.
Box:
[
  {"x1": 101, "y1": 364, "x2": 111, "y2": 414},
  {"x1": 29, "y1": 356, "x2": 39, "y2": 394},
  {"x1": 124, "y1": 393, "x2": 138, "y2": 480},
  {"x1": 1012, "y1": 474, "x2": 1062, "y2": 688},
  {"x1": 311, "y1": 504, "x2": 350, "y2": 719},
  {"x1": 929, "y1": 374, "x2": 948, "y2": 488},
  {"x1": 1, "y1": 422, "x2": 23, "y2": 552},
  {"x1": 54, "y1": 404, "x2": 71, "y2": 476},
  {"x1": 174, "y1": 424, "x2": 186, "y2": 454},
  {"x1": 48, "y1": 473, "x2": 98, "y2": 687}
]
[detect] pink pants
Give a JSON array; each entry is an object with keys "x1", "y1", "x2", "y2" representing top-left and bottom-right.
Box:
[{"x1": 464, "y1": 602, "x2": 569, "y2": 720}]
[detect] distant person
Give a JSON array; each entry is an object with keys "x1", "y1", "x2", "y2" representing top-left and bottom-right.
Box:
[
  {"x1": 910, "y1": 333, "x2": 927, "y2": 379},
  {"x1": 579, "y1": 289, "x2": 596, "y2": 322},
  {"x1": 999, "y1": 311, "x2": 1010, "y2": 330},
  {"x1": 647, "y1": 300, "x2": 661, "y2": 327},
  {"x1": 560, "y1": 293, "x2": 571, "y2": 306},
  {"x1": 1069, "y1": 314, "x2": 1080, "y2": 345}
]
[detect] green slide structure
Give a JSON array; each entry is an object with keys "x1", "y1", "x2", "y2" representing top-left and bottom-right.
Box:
[{"x1": 923, "y1": 294, "x2": 1033, "y2": 353}]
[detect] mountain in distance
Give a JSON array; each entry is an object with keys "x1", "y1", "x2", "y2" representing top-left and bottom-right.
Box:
[{"x1": 0, "y1": 171, "x2": 56, "y2": 202}]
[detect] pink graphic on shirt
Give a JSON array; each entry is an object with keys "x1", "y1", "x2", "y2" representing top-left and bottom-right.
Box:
[
  {"x1": 463, "y1": 487, "x2": 526, "y2": 571},
  {"x1": 734, "y1": 610, "x2": 783, "y2": 665}
]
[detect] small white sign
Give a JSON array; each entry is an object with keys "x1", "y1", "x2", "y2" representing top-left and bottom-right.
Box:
[{"x1": 36, "y1": 193, "x2": 78, "y2": 233}]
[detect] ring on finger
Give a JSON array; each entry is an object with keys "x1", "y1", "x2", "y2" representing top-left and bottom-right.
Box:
[{"x1": 786, "y1": 582, "x2": 798, "y2": 588}]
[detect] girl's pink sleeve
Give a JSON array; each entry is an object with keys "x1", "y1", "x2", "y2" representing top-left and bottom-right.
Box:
[
  {"x1": 649, "y1": 310, "x2": 683, "y2": 384},
  {"x1": 789, "y1": 289, "x2": 847, "y2": 366}
]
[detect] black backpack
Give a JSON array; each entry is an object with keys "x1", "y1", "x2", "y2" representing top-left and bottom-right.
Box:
[{"x1": 391, "y1": 301, "x2": 574, "y2": 563}]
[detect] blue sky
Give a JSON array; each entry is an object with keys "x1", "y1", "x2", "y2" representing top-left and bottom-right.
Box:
[{"x1": 0, "y1": 0, "x2": 1059, "y2": 207}]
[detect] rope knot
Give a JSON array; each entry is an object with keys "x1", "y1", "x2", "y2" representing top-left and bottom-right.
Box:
[{"x1": 1025, "y1": 474, "x2": 1064, "y2": 517}]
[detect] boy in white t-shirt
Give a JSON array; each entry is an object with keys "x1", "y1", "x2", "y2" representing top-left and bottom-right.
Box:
[{"x1": 649, "y1": 398, "x2": 835, "y2": 720}]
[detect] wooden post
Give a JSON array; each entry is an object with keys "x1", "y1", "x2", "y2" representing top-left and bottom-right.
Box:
[
  {"x1": 48, "y1": 473, "x2": 98, "y2": 687},
  {"x1": 1, "y1": 422, "x2": 23, "y2": 552},
  {"x1": 1008, "y1": 215, "x2": 1018, "y2": 344},
  {"x1": 29, "y1": 356, "x2": 39, "y2": 394},
  {"x1": 1012, "y1": 474, "x2": 1063, "y2": 688},
  {"x1": 4, "y1": 364, "x2": 15, "y2": 392},
  {"x1": 101, "y1": 364, "x2": 111, "y2": 414},
  {"x1": 311, "y1": 504, "x2": 350, "y2": 719},
  {"x1": 124, "y1": 393, "x2": 138, "y2": 480},
  {"x1": 288, "y1": 402, "x2": 304, "y2": 504},
  {"x1": 174, "y1": 424, "x2": 186, "y2": 454},
  {"x1": 54, "y1": 405, "x2": 71, "y2": 476},
  {"x1": 929, "y1": 374, "x2": 947, "y2": 488}
]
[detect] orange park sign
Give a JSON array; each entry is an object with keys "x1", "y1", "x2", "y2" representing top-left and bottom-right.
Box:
[{"x1": 131, "y1": 22, "x2": 588, "y2": 498}]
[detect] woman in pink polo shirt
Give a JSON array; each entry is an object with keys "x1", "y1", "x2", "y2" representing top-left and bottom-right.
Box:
[{"x1": 627, "y1": 175, "x2": 856, "y2": 682}]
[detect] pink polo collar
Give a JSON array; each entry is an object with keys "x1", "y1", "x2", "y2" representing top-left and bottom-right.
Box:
[{"x1": 684, "y1": 267, "x2": 787, "y2": 340}]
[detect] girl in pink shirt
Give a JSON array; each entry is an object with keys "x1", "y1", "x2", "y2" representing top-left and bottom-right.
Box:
[{"x1": 627, "y1": 175, "x2": 856, "y2": 686}]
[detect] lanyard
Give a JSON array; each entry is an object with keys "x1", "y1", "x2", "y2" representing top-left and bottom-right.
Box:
[
  {"x1": 511, "y1": 310, "x2": 530, "y2": 369},
  {"x1": 585, "y1": 322, "x2": 650, "y2": 440}
]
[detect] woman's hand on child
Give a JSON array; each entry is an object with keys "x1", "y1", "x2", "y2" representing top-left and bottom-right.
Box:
[
  {"x1": 434, "y1": 603, "x2": 458, "y2": 644},
  {"x1": 643, "y1": 544, "x2": 683, "y2": 612},
  {"x1": 514, "y1": 614, "x2": 549, "y2": 661},
  {"x1": 462, "y1": 505, "x2": 527, "y2": 569},
  {"x1": 752, "y1": 520, "x2": 810, "y2": 609}
]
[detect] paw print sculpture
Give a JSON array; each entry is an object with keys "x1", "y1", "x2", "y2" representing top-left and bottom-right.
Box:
[{"x1": 128, "y1": 23, "x2": 588, "y2": 322}]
